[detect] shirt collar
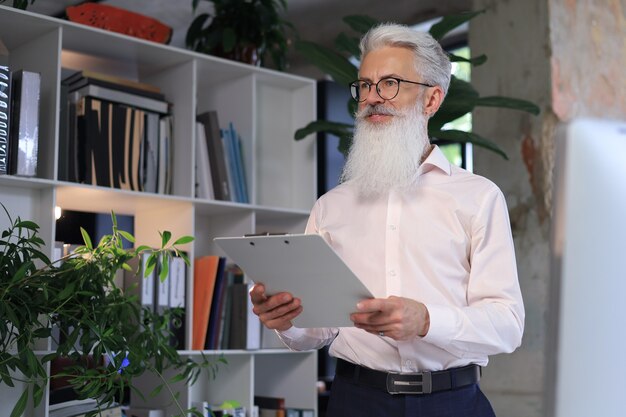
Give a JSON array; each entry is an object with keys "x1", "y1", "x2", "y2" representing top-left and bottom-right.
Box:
[{"x1": 418, "y1": 145, "x2": 452, "y2": 176}]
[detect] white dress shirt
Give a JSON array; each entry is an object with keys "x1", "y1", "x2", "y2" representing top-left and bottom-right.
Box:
[{"x1": 277, "y1": 145, "x2": 525, "y2": 373}]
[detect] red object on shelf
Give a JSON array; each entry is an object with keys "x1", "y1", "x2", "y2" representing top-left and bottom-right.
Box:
[{"x1": 66, "y1": 3, "x2": 172, "y2": 44}]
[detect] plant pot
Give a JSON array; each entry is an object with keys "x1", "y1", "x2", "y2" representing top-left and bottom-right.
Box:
[{"x1": 214, "y1": 44, "x2": 260, "y2": 67}]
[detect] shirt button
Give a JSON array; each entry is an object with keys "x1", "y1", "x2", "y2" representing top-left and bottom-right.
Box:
[
  {"x1": 389, "y1": 270, "x2": 396, "y2": 276},
  {"x1": 389, "y1": 224, "x2": 397, "y2": 230},
  {"x1": 405, "y1": 360, "x2": 412, "y2": 366}
]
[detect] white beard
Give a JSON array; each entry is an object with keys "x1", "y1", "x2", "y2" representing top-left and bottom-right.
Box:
[{"x1": 340, "y1": 102, "x2": 431, "y2": 198}]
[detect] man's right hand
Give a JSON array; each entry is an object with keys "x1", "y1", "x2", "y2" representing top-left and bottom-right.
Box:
[{"x1": 249, "y1": 283, "x2": 303, "y2": 331}]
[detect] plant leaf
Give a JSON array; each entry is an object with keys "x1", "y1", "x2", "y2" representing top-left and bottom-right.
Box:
[
  {"x1": 80, "y1": 227, "x2": 93, "y2": 249},
  {"x1": 475, "y1": 96, "x2": 541, "y2": 115},
  {"x1": 119, "y1": 230, "x2": 135, "y2": 243},
  {"x1": 178, "y1": 251, "x2": 191, "y2": 266},
  {"x1": 429, "y1": 76, "x2": 479, "y2": 131},
  {"x1": 159, "y1": 256, "x2": 169, "y2": 282},
  {"x1": 145, "y1": 254, "x2": 158, "y2": 277},
  {"x1": 136, "y1": 245, "x2": 152, "y2": 253},
  {"x1": 449, "y1": 53, "x2": 487, "y2": 66},
  {"x1": 342, "y1": 15, "x2": 380, "y2": 34},
  {"x1": 222, "y1": 27, "x2": 236, "y2": 53},
  {"x1": 173, "y1": 236, "x2": 194, "y2": 245},
  {"x1": 15, "y1": 220, "x2": 39, "y2": 231},
  {"x1": 161, "y1": 231, "x2": 172, "y2": 248},
  {"x1": 33, "y1": 383, "x2": 44, "y2": 406},
  {"x1": 295, "y1": 41, "x2": 357, "y2": 86},
  {"x1": 294, "y1": 120, "x2": 353, "y2": 141},
  {"x1": 10, "y1": 389, "x2": 28, "y2": 417},
  {"x1": 150, "y1": 384, "x2": 164, "y2": 397},
  {"x1": 334, "y1": 32, "x2": 360, "y2": 58},
  {"x1": 185, "y1": 13, "x2": 210, "y2": 49},
  {"x1": 429, "y1": 10, "x2": 485, "y2": 40},
  {"x1": 430, "y1": 129, "x2": 509, "y2": 160}
]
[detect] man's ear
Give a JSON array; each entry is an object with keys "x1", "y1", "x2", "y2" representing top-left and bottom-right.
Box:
[{"x1": 422, "y1": 85, "x2": 444, "y2": 117}]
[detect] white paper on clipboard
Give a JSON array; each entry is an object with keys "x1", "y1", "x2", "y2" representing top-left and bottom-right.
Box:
[{"x1": 214, "y1": 234, "x2": 373, "y2": 328}]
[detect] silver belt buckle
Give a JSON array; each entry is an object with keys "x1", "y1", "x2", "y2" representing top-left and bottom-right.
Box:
[{"x1": 386, "y1": 371, "x2": 432, "y2": 395}]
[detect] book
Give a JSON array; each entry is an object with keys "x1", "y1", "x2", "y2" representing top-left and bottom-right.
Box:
[
  {"x1": 230, "y1": 123, "x2": 249, "y2": 203},
  {"x1": 192, "y1": 401, "x2": 245, "y2": 417},
  {"x1": 204, "y1": 256, "x2": 227, "y2": 349},
  {"x1": 57, "y1": 81, "x2": 70, "y2": 180},
  {"x1": 8, "y1": 69, "x2": 40, "y2": 176},
  {"x1": 0, "y1": 39, "x2": 10, "y2": 175},
  {"x1": 197, "y1": 111, "x2": 231, "y2": 201},
  {"x1": 220, "y1": 125, "x2": 237, "y2": 201},
  {"x1": 124, "y1": 408, "x2": 165, "y2": 417},
  {"x1": 72, "y1": 405, "x2": 123, "y2": 417},
  {"x1": 217, "y1": 265, "x2": 241, "y2": 349},
  {"x1": 63, "y1": 69, "x2": 165, "y2": 101},
  {"x1": 123, "y1": 252, "x2": 156, "y2": 327},
  {"x1": 169, "y1": 255, "x2": 187, "y2": 348},
  {"x1": 155, "y1": 253, "x2": 170, "y2": 317},
  {"x1": 49, "y1": 399, "x2": 99, "y2": 417},
  {"x1": 259, "y1": 410, "x2": 285, "y2": 417},
  {"x1": 70, "y1": 83, "x2": 169, "y2": 114},
  {"x1": 254, "y1": 396, "x2": 285, "y2": 410},
  {"x1": 229, "y1": 281, "x2": 261, "y2": 350},
  {"x1": 285, "y1": 409, "x2": 314, "y2": 417},
  {"x1": 192, "y1": 255, "x2": 222, "y2": 350},
  {"x1": 157, "y1": 115, "x2": 173, "y2": 194},
  {"x1": 195, "y1": 121, "x2": 215, "y2": 199},
  {"x1": 222, "y1": 123, "x2": 249, "y2": 203},
  {"x1": 142, "y1": 111, "x2": 160, "y2": 193}
]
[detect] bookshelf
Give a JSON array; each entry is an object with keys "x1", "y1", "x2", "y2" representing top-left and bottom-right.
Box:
[{"x1": 0, "y1": 5, "x2": 317, "y2": 417}]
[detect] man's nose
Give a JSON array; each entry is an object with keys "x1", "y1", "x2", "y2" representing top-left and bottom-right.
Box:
[{"x1": 363, "y1": 86, "x2": 384, "y2": 106}]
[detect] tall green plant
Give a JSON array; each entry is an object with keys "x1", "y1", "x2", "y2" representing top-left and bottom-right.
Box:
[
  {"x1": 294, "y1": 11, "x2": 540, "y2": 159},
  {"x1": 0, "y1": 206, "x2": 222, "y2": 417}
]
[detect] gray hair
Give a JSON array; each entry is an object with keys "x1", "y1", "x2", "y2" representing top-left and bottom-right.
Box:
[{"x1": 359, "y1": 23, "x2": 452, "y2": 97}]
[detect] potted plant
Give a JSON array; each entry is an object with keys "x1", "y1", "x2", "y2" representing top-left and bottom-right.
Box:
[
  {"x1": 294, "y1": 11, "x2": 541, "y2": 159},
  {"x1": 185, "y1": 0, "x2": 294, "y2": 70},
  {"x1": 0, "y1": 205, "x2": 221, "y2": 417},
  {"x1": 0, "y1": 0, "x2": 34, "y2": 9}
]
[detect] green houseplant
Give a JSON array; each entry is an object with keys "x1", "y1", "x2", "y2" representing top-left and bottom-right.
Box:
[
  {"x1": 0, "y1": 0, "x2": 35, "y2": 9},
  {"x1": 0, "y1": 206, "x2": 222, "y2": 417},
  {"x1": 294, "y1": 11, "x2": 541, "y2": 159},
  {"x1": 185, "y1": 0, "x2": 294, "y2": 71}
]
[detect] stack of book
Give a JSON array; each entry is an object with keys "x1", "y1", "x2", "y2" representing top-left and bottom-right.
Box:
[
  {"x1": 192, "y1": 257, "x2": 260, "y2": 351},
  {"x1": 123, "y1": 252, "x2": 187, "y2": 349},
  {"x1": 195, "y1": 111, "x2": 249, "y2": 203},
  {"x1": 0, "y1": 47, "x2": 41, "y2": 178},
  {"x1": 254, "y1": 396, "x2": 314, "y2": 417},
  {"x1": 59, "y1": 69, "x2": 173, "y2": 194}
]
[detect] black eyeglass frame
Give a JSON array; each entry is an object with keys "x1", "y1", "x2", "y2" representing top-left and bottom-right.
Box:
[{"x1": 349, "y1": 77, "x2": 434, "y2": 102}]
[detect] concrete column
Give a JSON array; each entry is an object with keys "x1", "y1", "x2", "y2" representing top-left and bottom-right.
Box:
[{"x1": 470, "y1": 0, "x2": 626, "y2": 416}]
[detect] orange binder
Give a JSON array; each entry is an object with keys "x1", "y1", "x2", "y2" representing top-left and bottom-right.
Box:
[{"x1": 192, "y1": 255, "x2": 220, "y2": 350}]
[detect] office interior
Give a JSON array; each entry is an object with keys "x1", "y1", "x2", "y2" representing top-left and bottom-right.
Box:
[{"x1": 8, "y1": 1, "x2": 626, "y2": 417}]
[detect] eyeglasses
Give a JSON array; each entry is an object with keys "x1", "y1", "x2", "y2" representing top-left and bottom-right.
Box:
[{"x1": 349, "y1": 77, "x2": 434, "y2": 102}]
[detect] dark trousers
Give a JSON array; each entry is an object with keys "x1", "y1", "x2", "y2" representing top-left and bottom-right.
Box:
[{"x1": 326, "y1": 373, "x2": 496, "y2": 417}]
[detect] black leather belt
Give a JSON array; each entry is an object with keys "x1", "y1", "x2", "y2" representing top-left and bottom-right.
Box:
[{"x1": 335, "y1": 358, "x2": 481, "y2": 395}]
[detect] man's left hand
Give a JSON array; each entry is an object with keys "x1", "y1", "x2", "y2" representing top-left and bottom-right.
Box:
[{"x1": 350, "y1": 296, "x2": 430, "y2": 340}]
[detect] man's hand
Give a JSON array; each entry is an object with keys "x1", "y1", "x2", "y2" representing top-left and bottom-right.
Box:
[
  {"x1": 350, "y1": 296, "x2": 430, "y2": 340},
  {"x1": 249, "y1": 283, "x2": 303, "y2": 331}
]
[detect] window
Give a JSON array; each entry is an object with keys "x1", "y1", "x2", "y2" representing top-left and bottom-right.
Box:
[{"x1": 437, "y1": 44, "x2": 474, "y2": 171}]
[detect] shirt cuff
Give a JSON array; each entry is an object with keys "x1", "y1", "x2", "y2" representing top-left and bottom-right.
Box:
[
  {"x1": 420, "y1": 303, "x2": 461, "y2": 346},
  {"x1": 278, "y1": 326, "x2": 307, "y2": 339}
]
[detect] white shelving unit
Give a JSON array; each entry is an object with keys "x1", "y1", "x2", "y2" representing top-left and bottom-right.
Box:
[{"x1": 0, "y1": 5, "x2": 318, "y2": 417}]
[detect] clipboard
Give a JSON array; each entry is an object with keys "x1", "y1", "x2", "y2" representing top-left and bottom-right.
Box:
[{"x1": 214, "y1": 234, "x2": 373, "y2": 328}]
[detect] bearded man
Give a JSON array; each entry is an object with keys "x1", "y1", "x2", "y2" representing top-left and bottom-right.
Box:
[{"x1": 250, "y1": 23, "x2": 524, "y2": 417}]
